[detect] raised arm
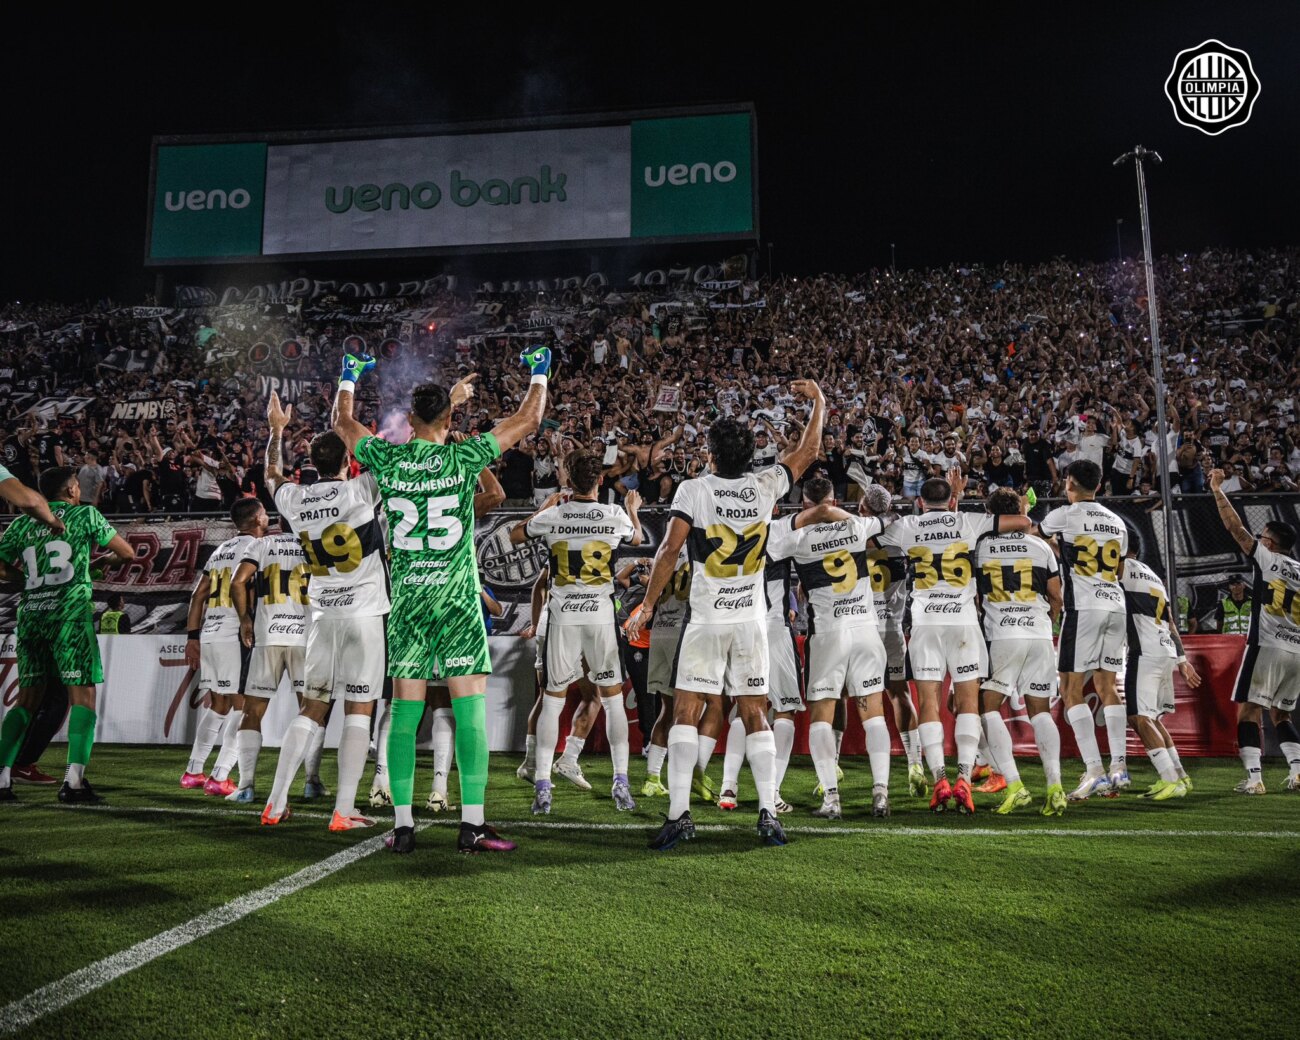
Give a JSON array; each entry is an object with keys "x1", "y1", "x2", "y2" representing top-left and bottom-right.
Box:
[
  {"x1": 509, "y1": 491, "x2": 563, "y2": 545},
  {"x1": 331, "y1": 353, "x2": 375, "y2": 455},
  {"x1": 265, "y1": 391, "x2": 293, "y2": 494},
  {"x1": 0, "y1": 476, "x2": 64, "y2": 534},
  {"x1": 779, "y1": 379, "x2": 827, "y2": 480},
  {"x1": 474, "y1": 465, "x2": 506, "y2": 518},
  {"x1": 1208, "y1": 468, "x2": 1255, "y2": 556},
  {"x1": 626, "y1": 516, "x2": 689, "y2": 641},
  {"x1": 625, "y1": 490, "x2": 644, "y2": 547},
  {"x1": 490, "y1": 347, "x2": 551, "y2": 453}
]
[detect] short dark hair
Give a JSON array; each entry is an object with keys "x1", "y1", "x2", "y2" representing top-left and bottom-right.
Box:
[
  {"x1": 708, "y1": 417, "x2": 754, "y2": 479},
  {"x1": 919, "y1": 477, "x2": 951, "y2": 508},
  {"x1": 1265, "y1": 520, "x2": 1296, "y2": 552},
  {"x1": 39, "y1": 466, "x2": 76, "y2": 501},
  {"x1": 1066, "y1": 459, "x2": 1102, "y2": 492},
  {"x1": 411, "y1": 383, "x2": 451, "y2": 425},
  {"x1": 310, "y1": 432, "x2": 347, "y2": 478},
  {"x1": 231, "y1": 497, "x2": 263, "y2": 531},
  {"x1": 802, "y1": 475, "x2": 833, "y2": 504},
  {"x1": 566, "y1": 449, "x2": 604, "y2": 496},
  {"x1": 986, "y1": 487, "x2": 1021, "y2": 516},
  {"x1": 109, "y1": 593, "x2": 126, "y2": 609}
]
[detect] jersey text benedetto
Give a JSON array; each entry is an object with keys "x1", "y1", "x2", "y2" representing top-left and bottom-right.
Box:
[
  {"x1": 1247, "y1": 540, "x2": 1300, "y2": 654},
  {"x1": 200, "y1": 534, "x2": 255, "y2": 643},
  {"x1": 241, "y1": 532, "x2": 310, "y2": 647},
  {"x1": 1039, "y1": 501, "x2": 1128, "y2": 614},
  {"x1": 669, "y1": 464, "x2": 792, "y2": 626},
  {"x1": 275, "y1": 475, "x2": 389, "y2": 618},
  {"x1": 352, "y1": 433, "x2": 499, "y2": 614},
  {"x1": 526, "y1": 500, "x2": 635, "y2": 627},
  {"x1": 1121, "y1": 558, "x2": 1175, "y2": 659},
  {"x1": 0, "y1": 503, "x2": 117, "y2": 623},
  {"x1": 768, "y1": 514, "x2": 884, "y2": 633},
  {"x1": 878, "y1": 511, "x2": 1001, "y2": 627},
  {"x1": 976, "y1": 530, "x2": 1058, "y2": 641}
]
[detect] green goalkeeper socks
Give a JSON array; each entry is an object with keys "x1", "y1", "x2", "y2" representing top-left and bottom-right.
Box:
[
  {"x1": 386, "y1": 699, "x2": 425, "y2": 808},
  {"x1": 451, "y1": 694, "x2": 489, "y2": 809},
  {"x1": 1, "y1": 706, "x2": 33, "y2": 769},
  {"x1": 66, "y1": 705, "x2": 96, "y2": 767}
]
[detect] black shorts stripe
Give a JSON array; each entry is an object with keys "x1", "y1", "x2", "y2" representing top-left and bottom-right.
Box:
[
  {"x1": 791, "y1": 627, "x2": 805, "y2": 698},
  {"x1": 1124, "y1": 651, "x2": 1140, "y2": 715},
  {"x1": 1233, "y1": 644, "x2": 1259, "y2": 704},
  {"x1": 1057, "y1": 611, "x2": 1079, "y2": 672},
  {"x1": 665, "y1": 605, "x2": 691, "y2": 695}
]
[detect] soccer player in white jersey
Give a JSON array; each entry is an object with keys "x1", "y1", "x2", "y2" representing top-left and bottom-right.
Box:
[
  {"x1": 226, "y1": 523, "x2": 310, "y2": 803},
  {"x1": 180, "y1": 499, "x2": 266, "y2": 796},
  {"x1": 261, "y1": 393, "x2": 389, "y2": 831},
  {"x1": 1120, "y1": 548, "x2": 1202, "y2": 800},
  {"x1": 877, "y1": 470, "x2": 1031, "y2": 814},
  {"x1": 861, "y1": 485, "x2": 926, "y2": 798},
  {"x1": 630, "y1": 380, "x2": 826, "y2": 850},
  {"x1": 1209, "y1": 469, "x2": 1300, "y2": 793},
  {"x1": 642, "y1": 542, "x2": 691, "y2": 797},
  {"x1": 511, "y1": 450, "x2": 643, "y2": 813},
  {"x1": 768, "y1": 476, "x2": 892, "y2": 817},
  {"x1": 1037, "y1": 459, "x2": 1131, "y2": 801},
  {"x1": 975, "y1": 488, "x2": 1065, "y2": 815}
]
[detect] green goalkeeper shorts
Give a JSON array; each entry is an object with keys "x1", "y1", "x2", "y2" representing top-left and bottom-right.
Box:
[
  {"x1": 17, "y1": 617, "x2": 103, "y2": 688},
  {"x1": 386, "y1": 592, "x2": 492, "y2": 681}
]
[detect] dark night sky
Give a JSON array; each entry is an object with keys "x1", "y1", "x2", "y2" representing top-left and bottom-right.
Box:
[{"x1": 4, "y1": 3, "x2": 1297, "y2": 301}]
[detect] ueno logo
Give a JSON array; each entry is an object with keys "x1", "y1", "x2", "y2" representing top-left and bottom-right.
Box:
[
  {"x1": 643, "y1": 161, "x2": 737, "y2": 188},
  {"x1": 164, "y1": 189, "x2": 251, "y2": 212}
]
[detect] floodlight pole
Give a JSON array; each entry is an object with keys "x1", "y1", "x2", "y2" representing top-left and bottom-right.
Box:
[{"x1": 1114, "y1": 145, "x2": 1178, "y2": 601}]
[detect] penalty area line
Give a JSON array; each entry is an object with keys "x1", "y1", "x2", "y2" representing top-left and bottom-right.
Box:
[{"x1": 0, "y1": 823, "x2": 422, "y2": 1037}]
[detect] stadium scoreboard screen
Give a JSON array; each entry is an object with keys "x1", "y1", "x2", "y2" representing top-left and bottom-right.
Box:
[{"x1": 145, "y1": 106, "x2": 757, "y2": 264}]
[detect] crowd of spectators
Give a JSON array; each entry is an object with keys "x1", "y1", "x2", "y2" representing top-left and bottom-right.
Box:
[{"x1": 2, "y1": 245, "x2": 1297, "y2": 516}]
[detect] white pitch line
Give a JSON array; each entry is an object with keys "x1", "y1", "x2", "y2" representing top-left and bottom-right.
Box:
[{"x1": 0, "y1": 824, "x2": 415, "y2": 1037}]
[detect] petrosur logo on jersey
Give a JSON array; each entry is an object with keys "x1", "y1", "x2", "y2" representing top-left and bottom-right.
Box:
[
  {"x1": 147, "y1": 109, "x2": 756, "y2": 263},
  {"x1": 1164, "y1": 40, "x2": 1260, "y2": 136}
]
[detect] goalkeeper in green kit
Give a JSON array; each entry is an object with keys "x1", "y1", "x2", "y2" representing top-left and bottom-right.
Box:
[
  {"x1": 332, "y1": 347, "x2": 550, "y2": 853},
  {"x1": 0, "y1": 467, "x2": 135, "y2": 803}
]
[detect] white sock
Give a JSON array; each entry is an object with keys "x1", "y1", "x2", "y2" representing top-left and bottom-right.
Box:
[
  {"x1": 431, "y1": 707, "x2": 454, "y2": 796},
  {"x1": 833, "y1": 727, "x2": 844, "y2": 762},
  {"x1": 864, "y1": 716, "x2": 891, "y2": 791},
  {"x1": 1067, "y1": 703, "x2": 1103, "y2": 773},
  {"x1": 904, "y1": 729, "x2": 922, "y2": 768},
  {"x1": 1167, "y1": 744, "x2": 1187, "y2": 779},
  {"x1": 746, "y1": 729, "x2": 777, "y2": 813},
  {"x1": 236, "y1": 729, "x2": 262, "y2": 791},
  {"x1": 1147, "y1": 746, "x2": 1179, "y2": 783},
  {"x1": 696, "y1": 734, "x2": 718, "y2": 776},
  {"x1": 372, "y1": 702, "x2": 390, "y2": 782},
  {"x1": 186, "y1": 707, "x2": 225, "y2": 775},
  {"x1": 601, "y1": 695, "x2": 630, "y2": 778},
  {"x1": 395, "y1": 804, "x2": 414, "y2": 828},
  {"x1": 0, "y1": 766, "x2": 9, "y2": 787},
  {"x1": 523, "y1": 733, "x2": 537, "y2": 769},
  {"x1": 981, "y1": 711, "x2": 1020, "y2": 785},
  {"x1": 809, "y1": 721, "x2": 839, "y2": 792},
  {"x1": 305, "y1": 719, "x2": 326, "y2": 780},
  {"x1": 560, "y1": 734, "x2": 586, "y2": 764},
  {"x1": 668, "y1": 724, "x2": 699, "y2": 819},
  {"x1": 1240, "y1": 745, "x2": 1262, "y2": 780},
  {"x1": 721, "y1": 715, "x2": 747, "y2": 791},
  {"x1": 64, "y1": 763, "x2": 85, "y2": 787},
  {"x1": 535, "y1": 695, "x2": 564, "y2": 784},
  {"x1": 919, "y1": 720, "x2": 947, "y2": 780},
  {"x1": 268, "y1": 716, "x2": 318, "y2": 815},
  {"x1": 1103, "y1": 705, "x2": 1129, "y2": 773},
  {"x1": 772, "y1": 718, "x2": 796, "y2": 793},
  {"x1": 1280, "y1": 741, "x2": 1300, "y2": 779},
  {"x1": 1031, "y1": 712, "x2": 1063, "y2": 788},
  {"x1": 955, "y1": 712, "x2": 982, "y2": 781},
  {"x1": 975, "y1": 732, "x2": 990, "y2": 768},
  {"x1": 334, "y1": 715, "x2": 370, "y2": 816},
  {"x1": 646, "y1": 743, "x2": 667, "y2": 780},
  {"x1": 211, "y1": 709, "x2": 244, "y2": 782},
  {"x1": 462, "y1": 804, "x2": 485, "y2": 827}
]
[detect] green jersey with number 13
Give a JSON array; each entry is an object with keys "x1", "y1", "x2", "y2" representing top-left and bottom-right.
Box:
[
  {"x1": 353, "y1": 432, "x2": 500, "y2": 608},
  {"x1": 0, "y1": 503, "x2": 118, "y2": 622}
]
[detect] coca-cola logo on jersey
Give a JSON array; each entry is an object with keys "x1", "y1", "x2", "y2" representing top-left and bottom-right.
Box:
[
  {"x1": 999, "y1": 615, "x2": 1039, "y2": 628},
  {"x1": 924, "y1": 601, "x2": 965, "y2": 614},
  {"x1": 714, "y1": 487, "x2": 757, "y2": 503},
  {"x1": 714, "y1": 595, "x2": 754, "y2": 610},
  {"x1": 560, "y1": 599, "x2": 601, "y2": 614},
  {"x1": 833, "y1": 602, "x2": 871, "y2": 618}
]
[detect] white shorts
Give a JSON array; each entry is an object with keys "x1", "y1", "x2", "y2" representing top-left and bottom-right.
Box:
[
  {"x1": 534, "y1": 635, "x2": 546, "y2": 674},
  {"x1": 305, "y1": 614, "x2": 386, "y2": 703},
  {"x1": 647, "y1": 627, "x2": 682, "y2": 697},
  {"x1": 768, "y1": 620, "x2": 804, "y2": 713},
  {"x1": 245, "y1": 644, "x2": 306, "y2": 700},
  {"x1": 882, "y1": 626, "x2": 906, "y2": 683},
  {"x1": 1058, "y1": 609, "x2": 1126, "y2": 674},
  {"x1": 544, "y1": 622, "x2": 622, "y2": 690},
  {"x1": 1232, "y1": 644, "x2": 1300, "y2": 712},
  {"x1": 806, "y1": 626, "x2": 887, "y2": 701},
  {"x1": 198, "y1": 640, "x2": 244, "y2": 695},
  {"x1": 983, "y1": 638, "x2": 1057, "y2": 701},
  {"x1": 906, "y1": 625, "x2": 988, "y2": 683},
  {"x1": 674, "y1": 622, "x2": 769, "y2": 697},
  {"x1": 1125, "y1": 654, "x2": 1176, "y2": 719}
]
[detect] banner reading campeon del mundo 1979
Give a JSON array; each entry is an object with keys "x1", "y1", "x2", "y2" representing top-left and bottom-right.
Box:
[{"x1": 146, "y1": 107, "x2": 757, "y2": 263}]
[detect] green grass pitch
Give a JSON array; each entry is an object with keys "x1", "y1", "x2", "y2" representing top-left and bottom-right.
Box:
[{"x1": 1, "y1": 748, "x2": 1297, "y2": 1040}]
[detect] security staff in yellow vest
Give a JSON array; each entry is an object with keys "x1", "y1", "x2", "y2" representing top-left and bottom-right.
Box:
[
  {"x1": 1210, "y1": 575, "x2": 1252, "y2": 635},
  {"x1": 99, "y1": 593, "x2": 132, "y2": 635}
]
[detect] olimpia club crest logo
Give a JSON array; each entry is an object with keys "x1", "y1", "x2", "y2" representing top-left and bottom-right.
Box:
[{"x1": 1165, "y1": 40, "x2": 1260, "y2": 135}]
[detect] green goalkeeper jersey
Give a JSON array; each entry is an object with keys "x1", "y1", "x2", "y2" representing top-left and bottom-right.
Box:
[
  {"x1": 353, "y1": 433, "x2": 500, "y2": 609},
  {"x1": 0, "y1": 502, "x2": 118, "y2": 623}
]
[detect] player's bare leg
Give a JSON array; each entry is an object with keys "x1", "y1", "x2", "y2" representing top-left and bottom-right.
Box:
[
  {"x1": 1270, "y1": 708, "x2": 1300, "y2": 791},
  {"x1": 554, "y1": 678, "x2": 600, "y2": 792},
  {"x1": 693, "y1": 694, "x2": 725, "y2": 801},
  {"x1": 516, "y1": 674, "x2": 545, "y2": 783},
  {"x1": 643, "y1": 693, "x2": 673, "y2": 796}
]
